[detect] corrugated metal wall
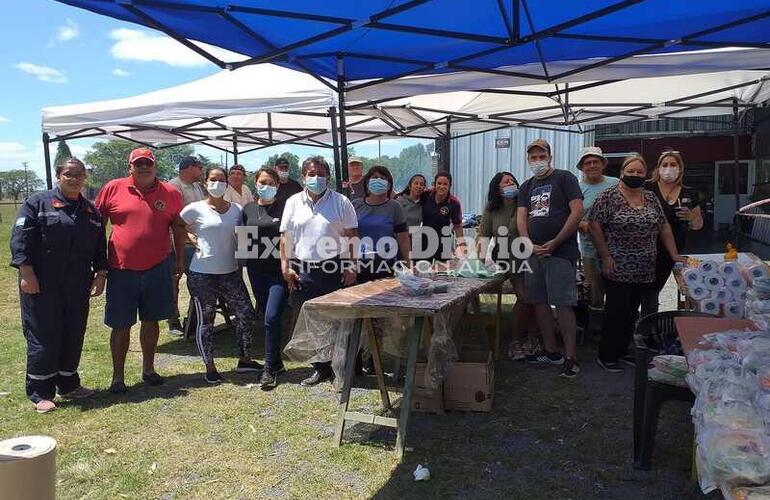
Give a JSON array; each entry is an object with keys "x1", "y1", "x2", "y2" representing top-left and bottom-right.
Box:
[{"x1": 450, "y1": 126, "x2": 592, "y2": 214}]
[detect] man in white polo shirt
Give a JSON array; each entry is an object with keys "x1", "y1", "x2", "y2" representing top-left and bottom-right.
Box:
[{"x1": 280, "y1": 156, "x2": 358, "y2": 386}]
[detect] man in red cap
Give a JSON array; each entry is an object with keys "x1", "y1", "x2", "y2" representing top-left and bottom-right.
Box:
[{"x1": 95, "y1": 147, "x2": 186, "y2": 394}]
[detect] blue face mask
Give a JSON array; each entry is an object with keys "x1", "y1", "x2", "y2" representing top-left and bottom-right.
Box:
[
  {"x1": 500, "y1": 185, "x2": 518, "y2": 199},
  {"x1": 305, "y1": 175, "x2": 327, "y2": 195},
  {"x1": 256, "y1": 183, "x2": 278, "y2": 201},
  {"x1": 368, "y1": 177, "x2": 390, "y2": 195}
]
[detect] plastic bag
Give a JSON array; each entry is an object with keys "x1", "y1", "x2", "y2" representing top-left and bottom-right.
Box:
[
  {"x1": 652, "y1": 355, "x2": 688, "y2": 378},
  {"x1": 733, "y1": 485, "x2": 770, "y2": 500},
  {"x1": 699, "y1": 400, "x2": 765, "y2": 433},
  {"x1": 699, "y1": 428, "x2": 770, "y2": 486},
  {"x1": 648, "y1": 367, "x2": 688, "y2": 387}
]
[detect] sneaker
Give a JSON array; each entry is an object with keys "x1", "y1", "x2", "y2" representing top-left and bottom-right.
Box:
[
  {"x1": 559, "y1": 358, "x2": 581, "y2": 378},
  {"x1": 596, "y1": 358, "x2": 623, "y2": 373},
  {"x1": 204, "y1": 371, "x2": 224, "y2": 384},
  {"x1": 109, "y1": 380, "x2": 128, "y2": 394},
  {"x1": 618, "y1": 354, "x2": 636, "y2": 367},
  {"x1": 259, "y1": 370, "x2": 279, "y2": 390},
  {"x1": 34, "y1": 399, "x2": 57, "y2": 413},
  {"x1": 167, "y1": 318, "x2": 184, "y2": 337},
  {"x1": 525, "y1": 350, "x2": 565, "y2": 365},
  {"x1": 142, "y1": 372, "x2": 165, "y2": 386},
  {"x1": 300, "y1": 369, "x2": 333, "y2": 387},
  {"x1": 507, "y1": 341, "x2": 526, "y2": 361},
  {"x1": 235, "y1": 360, "x2": 264, "y2": 373}
]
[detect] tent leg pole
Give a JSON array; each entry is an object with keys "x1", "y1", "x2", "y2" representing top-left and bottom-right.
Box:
[
  {"x1": 337, "y1": 56, "x2": 349, "y2": 188},
  {"x1": 330, "y1": 107, "x2": 342, "y2": 191},
  {"x1": 43, "y1": 132, "x2": 53, "y2": 190},
  {"x1": 233, "y1": 137, "x2": 238, "y2": 164},
  {"x1": 732, "y1": 98, "x2": 741, "y2": 228},
  {"x1": 442, "y1": 120, "x2": 451, "y2": 173}
]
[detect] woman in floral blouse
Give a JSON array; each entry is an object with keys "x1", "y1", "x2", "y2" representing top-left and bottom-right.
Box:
[{"x1": 588, "y1": 155, "x2": 685, "y2": 373}]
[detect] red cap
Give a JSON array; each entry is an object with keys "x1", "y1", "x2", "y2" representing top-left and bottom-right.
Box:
[{"x1": 128, "y1": 147, "x2": 155, "y2": 165}]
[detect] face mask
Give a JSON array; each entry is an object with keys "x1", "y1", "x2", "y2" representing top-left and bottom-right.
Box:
[
  {"x1": 368, "y1": 178, "x2": 390, "y2": 195},
  {"x1": 500, "y1": 185, "x2": 518, "y2": 199},
  {"x1": 659, "y1": 167, "x2": 679, "y2": 183},
  {"x1": 277, "y1": 170, "x2": 289, "y2": 181},
  {"x1": 621, "y1": 175, "x2": 645, "y2": 189},
  {"x1": 207, "y1": 180, "x2": 227, "y2": 198},
  {"x1": 305, "y1": 175, "x2": 327, "y2": 195},
  {"x1": 257, "y1": 183, "x2": 277, "y2": 201},
  {"x1": 528, "y1": 160, "x2": 549, "y2": 177}
]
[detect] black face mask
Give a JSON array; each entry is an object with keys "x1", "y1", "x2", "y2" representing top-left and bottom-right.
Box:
[{"x1": 621, "y1": 175, "x2": 645, "y2": 189}]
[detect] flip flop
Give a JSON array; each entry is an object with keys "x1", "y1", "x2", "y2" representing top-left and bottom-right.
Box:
[{"x1": 34, "y1": 400, "x2": 57, "y2": 413}]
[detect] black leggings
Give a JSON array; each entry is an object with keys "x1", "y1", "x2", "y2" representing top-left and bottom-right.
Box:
[{"x1": 600, "y1": 279, "x2": 652, "y2": 363}]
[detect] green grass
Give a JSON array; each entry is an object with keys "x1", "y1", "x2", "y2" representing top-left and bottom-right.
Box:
[{"x1": 0, "y1": 203, "x2": 703, "y2": 500}]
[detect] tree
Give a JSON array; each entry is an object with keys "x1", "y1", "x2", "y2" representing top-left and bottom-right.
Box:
[
  {"x1": 83, "y1": 139, "x2": 200, "y2": 188},
  {"x1": 0, "y1": 170, "x2": 44, "y2": 200},
  {"x1": 53, "y1": 140, "x2": 73, "y2": 170}
]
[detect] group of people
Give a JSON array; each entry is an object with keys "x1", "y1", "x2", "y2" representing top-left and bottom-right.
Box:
[{"x1": 12, "y1": 137, "x2": 701, "y2": 412}]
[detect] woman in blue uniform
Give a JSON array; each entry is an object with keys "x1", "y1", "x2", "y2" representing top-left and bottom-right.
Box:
[{"x1": 10, "y1": 158, "x2": 107, "y2": 413}]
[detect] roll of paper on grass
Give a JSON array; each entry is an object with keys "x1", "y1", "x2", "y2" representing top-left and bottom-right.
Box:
[{"x1": 0, "y1": 435, "x2": 57, "y2": 500}]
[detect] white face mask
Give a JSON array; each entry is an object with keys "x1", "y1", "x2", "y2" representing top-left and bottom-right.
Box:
[
  {"x1": 207, "y1": 180, "x2": 227, "y2": 198},
  {"x1": 659, "y1": 167, "x2": 679, "y2": 183},
  {"x1": 277, "y1": 170, "x2": 289, "y2": 181},
  {"x1": 529, "y1": 160, "x2": 549, "y2": 177}
]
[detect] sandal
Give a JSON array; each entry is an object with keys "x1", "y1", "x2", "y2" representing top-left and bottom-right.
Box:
[{"x1": 34, "y1": 400, "x2": 57, "y2": 413}]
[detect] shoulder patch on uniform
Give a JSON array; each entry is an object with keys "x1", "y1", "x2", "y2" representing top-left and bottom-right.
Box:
[{"x1": 15, "y1": 217, "x2": 25, "y2": 227}]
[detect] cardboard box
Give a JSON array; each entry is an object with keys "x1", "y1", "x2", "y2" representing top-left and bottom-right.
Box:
[
  {"x1": 444, "y1": 351, "x2": 494, "y2": 412},
  {"x1": 411, "y1": 362, "x2": 444, "y2": 414}
]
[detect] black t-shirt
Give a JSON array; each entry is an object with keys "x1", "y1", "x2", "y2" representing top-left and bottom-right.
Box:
[
  {"x1": 517, "y1": 169, "x2": 583, "y2": 261},
  {"x1": 274, "y1": 179, "x2": 303, "y2": 208},
  {"x1": 241, "y1": 201, "x2": 284, "y2": 273},
  {"x1": 647, "y1": 182, "x2": 700, "y2": 251},
  {"x1": 420, "y1": 193, "x2": 462, "y2": 261}
]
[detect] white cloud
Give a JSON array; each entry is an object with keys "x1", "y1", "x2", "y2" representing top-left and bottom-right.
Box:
[
  {"x1": 56, "y1": 19, "x2": 79, "y2": 42},
  {"x1": 108, "y1": 28, "x2": 247, "y2": 67},
  {"x1": 0, "y1": 116, "x2": 10, "y2": 123},
  {"x1": 14, "y1": 62, "x2": 68, "y2": 83},
  {"x1": 112, "y1": 68, "x2": 130, "y2": 77}
]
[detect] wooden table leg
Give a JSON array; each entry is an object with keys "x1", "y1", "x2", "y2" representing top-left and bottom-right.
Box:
[
  {"x1": 366, "y1": 318, "x2": 391, "y2": 412},
  {"x1": 334, "y1": 318, "x2": 363, "y2": 447},
  {"x1": 395, "y1": 316, "x2": 423, "y2": 458}
]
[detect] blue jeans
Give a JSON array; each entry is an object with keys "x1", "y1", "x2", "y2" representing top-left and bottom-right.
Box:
[{"x1": 247, "y1": 267, "x2": 287, "y2": 373}]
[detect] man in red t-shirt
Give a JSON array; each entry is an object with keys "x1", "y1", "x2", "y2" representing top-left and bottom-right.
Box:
[{"x1": 95, "y1": 148, "x2": 186, "y2": 394}]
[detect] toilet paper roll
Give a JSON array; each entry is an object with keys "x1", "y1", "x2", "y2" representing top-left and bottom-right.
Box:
[
  {"x1": 0, "y1": 436, "x2": 56, "y2": 500},
  {"x1": 698, "y1": 260, "x2": 719, "y2": 276},
  {"x1": 703, "y1": 275, "x2": 725, "y2": 290},
  {"x1": 726, "y1": 275, "x2": 748, "y2": 293},
  {"x1": 719, "y1": 261, "x2": 742, "y2": 280},
  {"x1": 699, "y1": 298, "x2": 721, "y2": 315},
  {"x1": 747, "y1": 263, "x2": 770, "y2": 281},
  {"x1": 733, "y1": 290, "x2": 748, "y2": 302},
  {"x1": 724, "y1": 301, "x2": 745, "y2": 319},
  {"x1": 712, "y1": 288, "x2": 732, "y2": 303},
  {"x1": 682, "y1": 268, "x2": 703, "y2": 287},
  {"x1": 688, "y1": 284, "x2": 709, "y2": 301}
]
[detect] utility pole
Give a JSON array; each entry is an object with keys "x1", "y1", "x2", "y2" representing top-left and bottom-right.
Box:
[{"x1": 22, "y1": 162, "x2": 29, "y2": 198}]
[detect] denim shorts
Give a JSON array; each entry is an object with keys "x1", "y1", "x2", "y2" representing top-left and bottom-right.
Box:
[
  {"x1": 523, "y1": 255, "x2": 578, "y2": 307},
  {"x1": 105, "y1": 257, "x2": 174, "y2": 328}
]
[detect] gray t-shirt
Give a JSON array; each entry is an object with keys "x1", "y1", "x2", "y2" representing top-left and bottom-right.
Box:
[
  {"x1": 579, "y1": 176, "x2": 618, "y2": 259},
  {"x1": 517, "y1": 169, "x2": 583, "y2": 261},
  {"x1": 396, "y1": 195, "x2": 423, "y2": 227},
  {"x1": 346, "y1": 180, "x2": 365, "y2": 200},
  {"x1": 169, "y1": 176, "x2": 206, "y2": 206},
  {"x1": 352, "y1": 198, "x2": 407, "y2": 262}
]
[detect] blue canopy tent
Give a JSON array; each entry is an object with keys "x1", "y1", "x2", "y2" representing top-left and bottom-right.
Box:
[{"x1": 52, "y1": 0, "x2": 770, "y2": 181}]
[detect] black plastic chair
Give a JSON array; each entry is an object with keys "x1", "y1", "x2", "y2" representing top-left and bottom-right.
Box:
[{"x1": 632, "y1": 310, "x2": 712, "y2": 470}]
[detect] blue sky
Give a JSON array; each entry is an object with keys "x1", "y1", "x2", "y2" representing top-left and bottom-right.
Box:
[{"x1": 0, "y1": 0, "x2": 431, "y2": 181}]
